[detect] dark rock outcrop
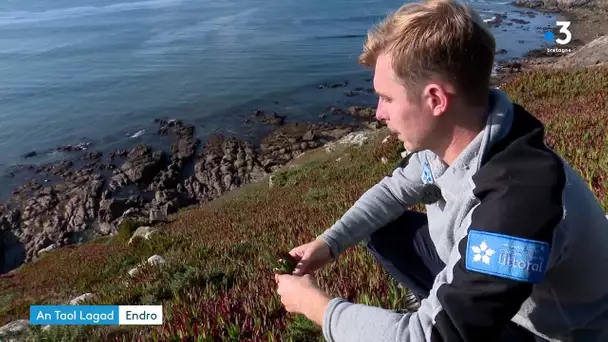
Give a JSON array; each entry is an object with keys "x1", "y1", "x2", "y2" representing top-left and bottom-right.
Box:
[
  {"x1": 0, "y1": 110, "x2": 378, "y2": 274},
  {"x1": 109, "y1": 145, "x2": 166, "y2": 191}
]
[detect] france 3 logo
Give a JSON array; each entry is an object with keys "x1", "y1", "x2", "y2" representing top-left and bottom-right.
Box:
[{"x1": 544, "y1": 21, "x2": 573, "y2": 53}]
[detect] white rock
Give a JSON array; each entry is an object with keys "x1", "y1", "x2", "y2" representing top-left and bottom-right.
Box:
[
  {"x1": 0, "y1": 320, "x2": 29, "y2": 340},
  {"x1": 128, "y1": 267, "x2": 140, "y2": 278},
  {"x1": 147, "y1": 255, "x2": 166, "y2": 266},
  {"x1": 128, "y1": 226, "x2": 158, "y2": 245},
  {"x1": 69, "y1": 293, "x2": 95, "y2": 305},
  {"x1": 37, "y1": 244, "x2": 57, "y2": 257},
  {"x1": 42, "y1": 325, "x2": 52, "y2": 332},
  {"x1": 122, "y1": 208, "x2": 139, "y2": 218},
  {"x1": 269, "y1": 175, "x2": 276, "y2": 189},
  {"x1": 401, "y1": 151, "x2": 409, "y2": 159},
  {"x1": 340, "y1": 132, "x2": 370, "y2": 147},
  {"x1": 382, "y1": 135, "x2": 392, "y2": 144},
  {"x1": 381, "y1": 157, "x2": 388, "y2": 164},
  {"x1": 324, "y1": 131, "x2": 372, "y2": 153}
]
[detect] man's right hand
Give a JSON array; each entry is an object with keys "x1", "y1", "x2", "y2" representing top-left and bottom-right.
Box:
[{"x1": 289, "y1": 239, "x2": 333, "y2": 276}]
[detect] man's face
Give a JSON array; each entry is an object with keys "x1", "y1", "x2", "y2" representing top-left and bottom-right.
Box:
[{"x1": 373, "y1": 53, "x2": 438, "y2": 152}]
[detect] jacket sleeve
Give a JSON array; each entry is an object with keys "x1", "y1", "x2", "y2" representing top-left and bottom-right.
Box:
[
  {"x1": 316, "y1": 151, "x2": 427, "y2": 259},
  {"x1": 321, "y1": 158, "x2": 564, "y2": 341}
]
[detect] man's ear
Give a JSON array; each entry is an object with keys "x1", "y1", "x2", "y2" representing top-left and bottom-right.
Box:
[{"x1": 424, "y1": 83, "x2": 451, "y2": 117}]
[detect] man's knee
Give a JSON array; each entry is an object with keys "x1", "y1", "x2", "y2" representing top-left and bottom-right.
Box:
[{"x1": 364, "y1": 211, "x2": 428, "y2": 254}]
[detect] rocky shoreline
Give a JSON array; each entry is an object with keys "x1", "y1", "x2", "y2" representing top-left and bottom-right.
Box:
[
  {"x1": 2, "y1": 0, "x2": 606, "y2": 275},
  {"x1": 0, "y1": 105, "x2": 381, "y2": 274}
]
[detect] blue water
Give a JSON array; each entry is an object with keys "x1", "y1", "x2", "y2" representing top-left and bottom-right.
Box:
[{"x1": 0, "y1": 0, "x2": 557, "y2": 197}]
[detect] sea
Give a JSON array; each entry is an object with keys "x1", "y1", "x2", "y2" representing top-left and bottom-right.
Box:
[{"x1": 0, "y1": 0, "x2": 558, "y2": 199}]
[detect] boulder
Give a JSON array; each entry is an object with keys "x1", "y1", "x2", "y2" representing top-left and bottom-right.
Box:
[
  {"x1": 324, "y1": 131, "x2": 372, "y2": 153},
  {"x1": 128, "y1": 267, "x2": 140, "y2": 278},
  {"x1": 69, "y1": 293, "x2": 95, "y2": 305},
  {"x1": 147, "y1": 254, "x2": 166, "y2": 266},
  {"x1": 553, "y1": 35, "x2": 608, "y2": 69},
  {"x1": 37, "y1": 244, "x2": 56, "y2": 257},
  {"x1": 0, "y1": 320, "x2": 29, "y2": 341},
  {"x1": 128, "y1": 226, "x2": 158, "y2": 245}
]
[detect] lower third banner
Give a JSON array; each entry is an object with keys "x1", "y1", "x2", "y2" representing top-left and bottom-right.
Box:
[{"x1": 30, "y1": 305, "x2": 163, "y2": 325}]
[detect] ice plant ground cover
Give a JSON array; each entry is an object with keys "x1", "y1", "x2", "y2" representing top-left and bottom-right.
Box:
[{"x1": 0, "y1": 67, "x2": 606, "y2": 341}]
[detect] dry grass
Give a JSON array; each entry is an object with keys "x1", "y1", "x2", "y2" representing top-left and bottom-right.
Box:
[{"x1": 1, "y1": 66, "x2": 606, "y2": 341}]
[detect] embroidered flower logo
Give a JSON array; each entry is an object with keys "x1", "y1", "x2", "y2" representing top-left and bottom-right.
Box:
[{"x1": 471, "y1": 241, "x2": 495, "y2": 264}]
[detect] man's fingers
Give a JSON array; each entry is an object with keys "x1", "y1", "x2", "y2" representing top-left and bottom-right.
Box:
[{"x1": 292, "y1": 261, "x2": 308, "y2": 276}]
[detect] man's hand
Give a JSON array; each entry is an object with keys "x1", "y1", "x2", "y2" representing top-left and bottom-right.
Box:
[
  {"x1": 275, "y1": 273, "x2": 331, "y2": 326},
  {"x1": 288, "y1": 239, "x2": 333, "y2": 276}
]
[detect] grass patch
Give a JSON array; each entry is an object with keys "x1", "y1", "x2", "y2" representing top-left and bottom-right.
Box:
[{"x1": 1, "y1": 67, "x2": 606, "y2": 340}]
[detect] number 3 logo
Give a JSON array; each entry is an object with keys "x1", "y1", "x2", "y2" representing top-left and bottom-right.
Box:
[{"x1": 556, "y1": 21, "x2": 572, "y2": 45}]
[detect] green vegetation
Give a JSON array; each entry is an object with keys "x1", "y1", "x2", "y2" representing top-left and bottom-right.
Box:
[{"x1": 0, "y1": 67, "x2": 606, "y2": 341}]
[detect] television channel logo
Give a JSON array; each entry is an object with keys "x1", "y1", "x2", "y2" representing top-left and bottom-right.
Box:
[{"x1": 545, "y1": 21, "x2": 573, "y2": 53}]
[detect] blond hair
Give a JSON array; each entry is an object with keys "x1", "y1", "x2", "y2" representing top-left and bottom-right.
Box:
[{"x1": 360, "y1": 0, "x2": 496, "y2": 107}]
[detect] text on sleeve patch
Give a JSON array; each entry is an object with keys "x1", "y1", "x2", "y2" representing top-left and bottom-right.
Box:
[{"x1": 465, "y1": 230, "x2": 550, "y2": 283}]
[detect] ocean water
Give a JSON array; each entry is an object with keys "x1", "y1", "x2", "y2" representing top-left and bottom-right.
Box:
[{"x1": 0, "y1": 0, "x2": 557, "y2": 197}]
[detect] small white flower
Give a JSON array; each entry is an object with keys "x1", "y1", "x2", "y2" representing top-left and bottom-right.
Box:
[{"x1": 471, "y1": 240, "x2": 495, "y2": 264}]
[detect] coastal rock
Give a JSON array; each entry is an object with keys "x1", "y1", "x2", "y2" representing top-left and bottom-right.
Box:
[
  {"x1": 511, "y1": 0, "x2": 544, "y2": 8},
  {"x1": 155, "y1": 119, "x2": 200, "y2": 162},
  {"x1": 83, "y1": 152, "x2": 102, "y2": 161},
  {"x1": 553, "y1": 0, "x2": 595, "y2": 7},
  {"x1": 148, "y1": 160, "x2": 183, "y2": 192},
  {"x1": 0, "y1": 209, "x2": 21, "y2": 231},
  {"x1": 108, "y1": 149, "x2": 129, "y2": 161},
  {"x1": 55, "y1": 142, "x2": 91, "y2": 153},
  {"x1": 109, "y1": 145, "x2": 166, "y2": 190},
  {"x1": 249, "y1": 110, "x2": 286, "y2": 125},
  {"x1": 98, "y1": 198, "x2": 125, "y2": 224},
  {"x1": 259, "y1": 123, "x2": 355, "y2": 171},
  {"x1": 189, "y1": 135, "x2": 267, "y2": 201},
  {"x1": 485, "y1": 13, "x2": 505, "y2": 26},
  {"x1": 553, "y1": 35, "x2": 608, "y2": 68},
  {"x1": 97, "y1": 195, "x2": 148, "y2": 235},
  {"x1": 0, "y1": 117, "x2": 375, "y2": 274},
  {"x1": 348, "y1": 106, "x2": 375, "y2": 119},
  {"x1": 0, "y1": 319, "x2": 29, "y2": 341},
  {"x1": 331, "y1": 80, "x2": 349, "y2": 88},
  {"x1": 21, "y1": 151, "x2": 37, "y2": 159},
  {"x1": 510, "y1": 18, "x2": 530, "y2": 24},
  {"x1": 38, "y1": 160, "x2": 74, "y2": 178},
  {"x1": 0, "y1": 211, "x2": 25, "y2": 274}
]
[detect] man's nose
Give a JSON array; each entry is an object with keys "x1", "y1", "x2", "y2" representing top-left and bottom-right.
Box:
[{"x1": 376, "y1": 102, "x2": 385, "y2": 121}]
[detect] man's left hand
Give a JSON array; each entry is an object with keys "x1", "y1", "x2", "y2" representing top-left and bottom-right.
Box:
[{"x1": 275, "y1": 273, "x2": 332, "y2": 326}]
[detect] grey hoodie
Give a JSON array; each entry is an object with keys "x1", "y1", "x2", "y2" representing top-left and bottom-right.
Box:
[{"x1": 317, "y1": 89, "x2": 608, "y2": 342}]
